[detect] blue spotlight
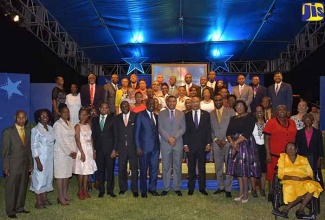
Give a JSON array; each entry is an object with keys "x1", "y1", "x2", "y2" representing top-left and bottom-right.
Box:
[
  {"x1": 132, "y1": 32, "x2": 144, "y2": 43},
  {"x1": 212, "y1": 49, "x2": 220, "y2": 57}
]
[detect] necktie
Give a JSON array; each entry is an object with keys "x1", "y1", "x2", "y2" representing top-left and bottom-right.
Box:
[
  {"x1": 170, "y1": 110, "x2": 174, "y2": 126},
  {"x1": 239, "y1": 86, "x2": 243, "y2": 96},
  {"x1": 253, "y1": 87, "x2": 257, "y2": 98},
  {"x1": 187, "y1": 85, "x2": 190, "y2": 96},
  {"x1": 19, "y1": 127, "x2": 25, "y2": 145},
  {"x1": 217, "y1": 110, "x2": 221, "y2": 124},
  {"x1": 275, "y1": 84, "x2": 279, "y2": 95},
  {"x1": 150, "y1": 112, "x2": 155, "y2": 125},
  {"x1": 170, "y1": 87, "x2": 174, "y2": 94},
  {"x1": 100, "y1": 116, "x2": 105, "y2": 131},
  {"x1": 194, "y1": 110, "x2": 198, "y2": 129},
  {"x1": 124, "y1": 114, "x2": 128, "y2": 127},
  {"x1": 90, "y1": 85, "x2": 94, "y2": 105}
]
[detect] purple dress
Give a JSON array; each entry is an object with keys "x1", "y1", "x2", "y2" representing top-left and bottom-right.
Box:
[{"x1": 226, "y1": 113, "x2": 261, "y2": 178}]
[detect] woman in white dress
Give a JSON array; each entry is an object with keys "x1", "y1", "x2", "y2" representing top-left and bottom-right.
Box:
[
  {"x1": 53, "y1": 104, "x2": 77, "y2": 206},
  {"x1": 74, "y1": 108, "x2": 97, "y2": 200},
  {"x1": 176, "y1": 86, "x2": 190, "y2": 111},
  {"x1": 65, "y1": 83, "x2": 81, "y2": 126},
  {"x1": 200, "y1": 88, "x2": 215, "y2": 113},
  {"x1": 30, "y1": 109, "x2": 55, "y2": 209}
]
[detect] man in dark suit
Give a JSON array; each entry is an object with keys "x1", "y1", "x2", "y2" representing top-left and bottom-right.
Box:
[
  {"x1": 207, "y1": 70, "x2": 217, "y2": 94},
  {"x1": 268, "y1": 71, "x2": 293, "y2": 115},
  {"x1": 250, "y1": 75, "x2": 268, "y2": 113},
  {"x1": 128, "y1": 73, "x2": 140, "y2": 89},
  {"x1": 183, "y1": 97, "x2": 212, "y2": 196},
  {"x1": 92, "y1": 102, "x2": 116, "y2": 198},
  {"x1": 210, "y1": 94, "x2": 236, "y2": 198},
  {"x1": 134, "y1": 99, "x2": 160, "y2": 198},
  {"x1": 198, "y1": 76, "x2": 214, "y2": 99},
  {"x1": 103, "y1": 73, "x2": 119, "y2": 115},
  {"x1": 231, "y1": 74, "x2": 253, "y2": 112},
  {"x1": 80, "y1": 73, "x2": 104, "y2": 110},
  {"x1": 2, "y1": 110, "x2": 33, "y2": 218},
  {"x1": 184, "y1": 73, "x2": 199, "y2": 97},
  {"x1": 112, "y1": 101, "x2": 138, "y2": 197}
]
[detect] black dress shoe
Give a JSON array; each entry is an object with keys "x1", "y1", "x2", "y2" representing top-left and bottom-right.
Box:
[
  {"x1": 133, "y1": 192, "x2": 139, "y2": 197},
  {"x1": 141, "y1": 193, "x2": 147, "y2": 198},
  {"x1": 213, "y1": 189, "x2": 225, "y2": 194},
  {"x1": 199, "y1": 190, "x2": 208, "y2": 196},
  {"x1": 17, "y1": 210, "x2": 30, "y2": 214},
  {"x1": 175, "y1": 191, "x2": 182, "y2": 196},
  {"x1": 188, "y1": 190, "x2": 194, "y2": 195},
  {"x1": 119, "y1": 190, "x2": 126, "y2": 195},
  {"x1": 8, "y1": 214, "x2": 17, "y2": 218},
  {"x1": 161, "y1": 191, "x2": 168, "y2": 196},
  {"x1": 225, "y1": 191, "x2": 232, "y2": 198},
  {"x1": 148, "y1": 190, "x2": 160, "y2": 196},
  {"x1": 108, "y1": 193, "x2": 117, "y2": 198},
  {"x1": 251, "y1": 190, "x2": 258, "y2": 198},
  {"x1": 296, "y1": 210, "x2": 309, "y2": 219},
  {"x1": 98, "y1": 192, "x2": 104, "y2": 198},
  {"x1": 272, "y1": 208, "x2": 288, "y2": 218}
]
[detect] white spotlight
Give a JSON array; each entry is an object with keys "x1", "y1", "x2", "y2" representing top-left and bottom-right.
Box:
[{"x1": 13, "y1": 15, "x2": 20, "y2": 22}]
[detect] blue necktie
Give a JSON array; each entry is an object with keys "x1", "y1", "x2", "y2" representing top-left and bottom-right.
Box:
[
  {"x1": 194, "y1": 110, "x2": 198, "y2": 129},
  {"x1": 170, "y1": 110, "x2": 174, "y2": 126}
]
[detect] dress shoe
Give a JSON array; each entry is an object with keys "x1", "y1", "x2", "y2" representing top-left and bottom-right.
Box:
[
  {"x1": 260, "y1": 189, "x2": 266, "y2": 197},
  {"x1": 119, "y1": 190, "x2": 126, "y2": 195},
  {"x1": 148, "y1": 190, "x2": 160, "y2": 196},
  {"x1": 199, "y1": 190, "x2": 208, "y2": 196},
  {"x1": 108, "y1": 193, "x2": 117, "y2": 198},
  {"x1": 213, "y1": 189, "x2": 225, "y2": 194},
  {"x1": 234, "y1": 195, "x2": 244, "y2": 202},
  {"x1": 251, "y1": 190, "x2": 258, "y2": 198},
  {"x1": 161, "y1": 191, "x2": 168, "y2": 196},
  {"x1": 225, "y1": 191, "x2": 232, "y2": 198},
  {"x1": 175, "y1": 191, "x2": 182, "y2": 196},
  {"x1": 296, "y1": 210, "x2": 309, "y2": 219},
  {"x1": 98, "y1": 192, "x2": 104, "y2": 198},
  {"x1": 188, "y1": 190, "x2": 194, "y2": 195},
  {"x1": 8, "y1": 214, "x2": 17, "y2": 218},
  {"x1": 133, "y1": 192, "x2": 139, "y2": 197},
  {"x1": 272, "y1": 208, "x2": 288, "y2": 218},
  {"x1": 17, "y1": 210, "x2": 30, "y2": 214},
  {"x1": 141, "y1": 193, "x2": 147, "y2": 198}
]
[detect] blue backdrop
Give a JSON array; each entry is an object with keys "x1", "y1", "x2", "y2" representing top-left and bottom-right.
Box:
[{"x1": 0, "y1": 73, "x2": 31, "y2": 177}]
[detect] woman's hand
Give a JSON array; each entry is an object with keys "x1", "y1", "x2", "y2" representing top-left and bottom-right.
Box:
[
  {"x1": 37, "y1": 161, "x2": 43, "y2": 172},
  {"x1": 80, "y1": 152, "x2": 86, "y2": 162},
  {"x1": 266, "y1": 153, "x2": 272, "y2": 163}
]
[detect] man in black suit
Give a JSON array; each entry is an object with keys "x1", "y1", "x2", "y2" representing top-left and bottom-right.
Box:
[
  {"x1": 2, "y1": 110, "x2": 33, "y2": 218},
  {"x1": 199, "y1": 76, "x2": 214, "y2": 99},
  {"x1": 112, "y1": 101, "x2": 139, "y2": 197},
  {"x1": 184, "y1": 73, "x2": 199, "y2": 97},
  {"x1": 268, "y1": 71, "x2": 293, "y2": 116},
  {"x1": 183, "y1": 97, "x2": 212, "y2": 196},
  {"x1": 103, "y1": 73, "x2": 119, "y2": 115},
  {"x1": 128, "y1": 73, "x2": 140, "y2": 89},
  {"x1": 80, "y1": 73, "x2": 104, "y2": 110},
  {"x1": 134, "y1": 99, "x2": 160, "y2": 198},
  {"x1": 250, "y1": 75, "x2": 268, "y2": 113},
  {"x1": 92, "y1": 102, "x2": 116, "y2": 198}
]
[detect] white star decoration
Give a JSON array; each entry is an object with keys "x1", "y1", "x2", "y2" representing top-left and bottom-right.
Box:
[
  {"x1": 0, "y1": 77, "x2": 23, "y2": 99},
  {"x1": 206, "y1": 55, "x2": 233, "y2": 73},
  {"x1": 122, "y1": 56, "x2": 148, "y2": 75}
]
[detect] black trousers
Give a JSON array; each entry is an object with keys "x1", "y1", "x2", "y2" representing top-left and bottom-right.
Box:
[
  {"x1": 118, "y1": 146, "x2": 138, "y2": 192},
  {"x1": 96, "y1": 151, "x2": 115, "y2": 194},
  {"x1": 187, "y1": 149, "x2": 206, "y2": 191}
]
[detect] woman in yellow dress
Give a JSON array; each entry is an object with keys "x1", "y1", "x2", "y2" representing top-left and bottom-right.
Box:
[{"x1": 273, "y1": 142, "x2": 323, "y2": 219}]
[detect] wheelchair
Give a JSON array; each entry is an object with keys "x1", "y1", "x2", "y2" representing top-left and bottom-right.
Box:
[{"x1": 271, "y1": 157, "x2": 321, "y2": 219}]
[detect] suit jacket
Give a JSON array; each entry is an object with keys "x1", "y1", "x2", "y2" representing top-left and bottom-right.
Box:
[
  {"x1": 158, "y1": 108, "x2": 185, "y2": 148},
  {"x1": 92, "y1": 115, "x2": 115, "y2": 155},
  {"x1": 268, "y1": 82, "x2": 293, "y2": 112},
  {"x1": 134, "y1": 110, "x2": 159, "y2": 153},
  {"x1": 198, "y1": 86, "x2": 214, "y2": 99},
  {"x1": 183, "y1": 110, "x2": 212, "y2": 150},
  {"x1": 114, "y1": 112, "x2": 136, "y2": 151},
  {"x1": 296, "y1": 127, "x2": 324, "y2": 170},
  {"x1": 184, "y1": 84, "x2": 199, "y2": 97},
  {"x1": 2, "y1": 125, "x2": 33, "y2": 174},
  {"x1": 168, "y1": 85, "x2": 179, "y2": 97},
  {"x1": 103, "y1": 83, "x2": 119, "y2": 114},
  {"x1": 210, "y1": 107, "x2": 236, "y2": 143},
  {"x1": 250, "y1": 85, "x2": 268, "y2": 112},
  {"x1": 80, "y1": 84, "x2": 104, "y2": 110},
  {"x1": 231, "y1": 84, "x2": 253, "y2": 112},
  {"x1": 128, "y1": 82, "x2": 140, "y2": 89}
]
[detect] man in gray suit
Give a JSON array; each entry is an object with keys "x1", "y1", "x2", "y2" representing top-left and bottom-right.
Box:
[
  {"x1": 210, "y1": 94, "x2": 236, "y2": 198},
  {"x1": 158, "y1": 95, "x2": 186, "y2": 196},
  {"x1": 231, "y1": 74, "x2": 253, "y2": 112},
  {"x1": 103, "y1": 73, "x2": 119, "y2": 115},
  {"x1": 2, "y1": 110, "x2": 33, "y2": 218},
  {"x1": 168, "y1": 76, "x2": 179, "y2": 97}
]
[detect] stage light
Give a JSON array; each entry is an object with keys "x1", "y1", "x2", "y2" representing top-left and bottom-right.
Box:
[
  {"x1": 211, "y1": 31, "x2": 221, "y2": 41},
  {"x1": 13, "y1": 15, "x2": 19, "y2": 22},
  {"x1": 212, "y1": 49, "x2": 220, "y2": 57},
  {"x1": 132, "y1": 32, "x2": 144, "y2": 43}
]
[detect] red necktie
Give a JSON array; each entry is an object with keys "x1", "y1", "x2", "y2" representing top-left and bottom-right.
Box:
[{"x1": 90, "y1": 85, "x2": 94, "y2": 105}]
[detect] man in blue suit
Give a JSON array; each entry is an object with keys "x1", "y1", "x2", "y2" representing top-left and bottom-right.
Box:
[
  {"x1": 134, "y1": 99, "x2": 160, "y2": 198},
  {"x1": 268, "y1": 71, "x2": 293, "y2": 115},
  {"x1": 250, "y1": 75, "x2": 268, "y2": 113}
]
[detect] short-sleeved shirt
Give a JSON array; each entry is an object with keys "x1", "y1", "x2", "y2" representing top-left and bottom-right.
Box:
[{"x1": 263, "y1": 117, "x2": 297, "y2": 156}]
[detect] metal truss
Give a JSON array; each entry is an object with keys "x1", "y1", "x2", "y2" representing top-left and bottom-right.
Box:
[
  {"x1": 96, "y1": 63, "x2": 152, "y2": 76},
  {"x1": 275, "y1": 21, "x2": 325, "y2": 71},
  {"x1": 3, "y1": 0, "x2": 91, "y2": 74}
]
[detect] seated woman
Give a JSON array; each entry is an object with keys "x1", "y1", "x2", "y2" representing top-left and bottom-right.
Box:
[{"x1": 273, "y1": 142, "x2": 323, "y2": 219}]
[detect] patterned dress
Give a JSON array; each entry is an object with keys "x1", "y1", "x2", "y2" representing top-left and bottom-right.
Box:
[{"x1": 74, "y1": 123, "x2": 97, "y2": 175}]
